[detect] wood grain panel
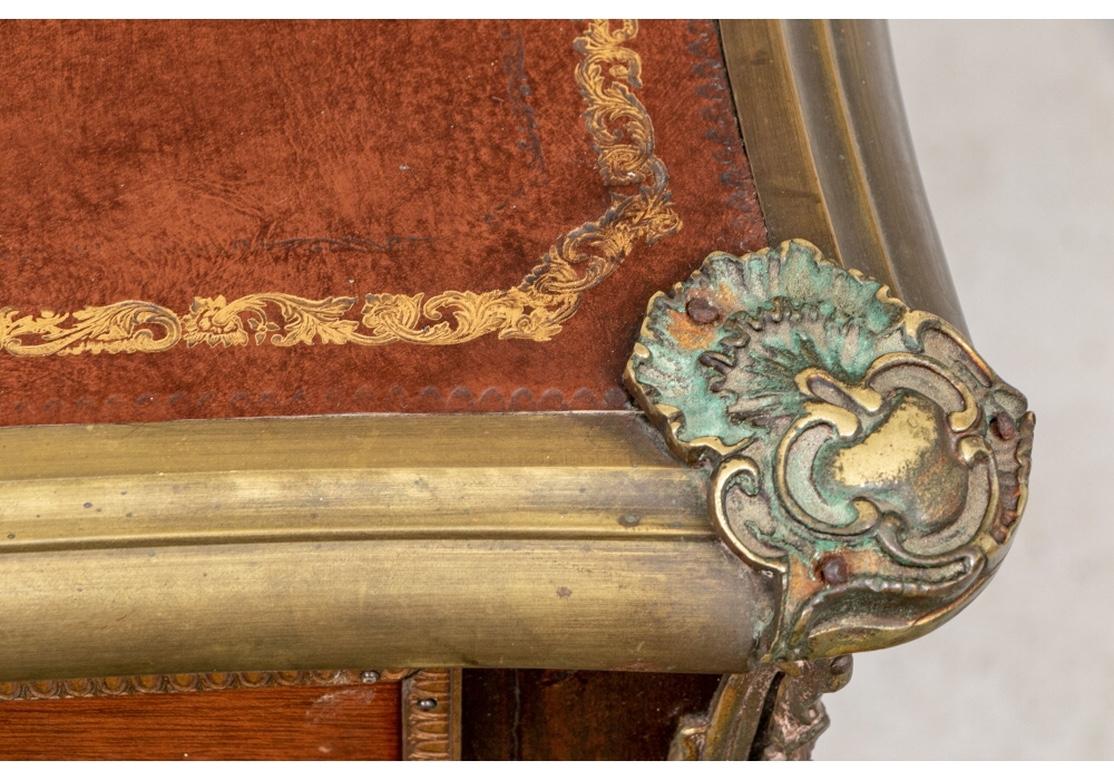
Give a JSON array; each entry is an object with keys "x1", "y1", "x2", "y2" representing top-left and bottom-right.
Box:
[
  {"x1": 0, "y1": 683, "x2": 401, "y2": 760},
  {"x1": 462, "y1": 669, "x2": 721, "y2": 760}
]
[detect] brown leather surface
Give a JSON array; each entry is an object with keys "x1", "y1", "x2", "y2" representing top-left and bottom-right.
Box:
[
  {"x1": 0, "y1": 20, "x2": 766, "y2": 425},
  {"x1": 0, "y1": 683, "x2": 401, "y2": 760}
]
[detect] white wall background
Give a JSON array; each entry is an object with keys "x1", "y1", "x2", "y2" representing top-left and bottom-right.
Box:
[{"x1": 817, "y1": 20, "x2": 1114, "y2": 760}]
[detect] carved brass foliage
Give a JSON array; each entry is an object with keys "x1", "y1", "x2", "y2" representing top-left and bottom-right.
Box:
[
  {"x1": 0, "y1": 20, "x2": 679, "y2": 357},
  {"x1": 627, "y1": 240, "x2": 1034, "y2": 661}
]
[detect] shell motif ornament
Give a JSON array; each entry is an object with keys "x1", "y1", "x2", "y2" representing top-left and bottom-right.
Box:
[{"x1": 626, "y1": 240, "x2": 1034, "y2": 662}]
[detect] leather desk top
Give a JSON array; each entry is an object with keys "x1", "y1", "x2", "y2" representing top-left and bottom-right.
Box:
[{"x1": 0, "y1": 20, "x2": 766, "y2": 425}]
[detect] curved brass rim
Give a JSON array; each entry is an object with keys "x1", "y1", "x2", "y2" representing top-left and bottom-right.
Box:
[{"x1": 719, "y1": 20, "x2": 967, "y2": 333}]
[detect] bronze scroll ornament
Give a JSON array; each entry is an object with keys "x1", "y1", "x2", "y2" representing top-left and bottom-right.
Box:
[{"x1": 627, "y1": 239, "x2": 1034, "y2": 663}]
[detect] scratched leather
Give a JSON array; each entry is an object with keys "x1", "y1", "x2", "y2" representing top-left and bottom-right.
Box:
[{"x1": 0, "y1": 20, "x2": 766, "y2": 425}]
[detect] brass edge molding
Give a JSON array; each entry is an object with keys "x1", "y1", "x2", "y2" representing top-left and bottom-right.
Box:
[
  {"x1": 719, "y1": 20, "x2": 967, "y2": 333},
  {"x1": 626, "y1": 241, "x2": 1034, "y2": 661},
  {"x1": 0, "y1": 669, "x2": 413, "y2": 702},
  {"x1": 403, "y1": 669, "x2": 462, "y2": 761},
  {"x1": 0, "y1": 20, "x2": 679, "y2": 357},
  {"x1": 0, "y1": 412, "x2": 775, "y2": 681},
  {"x1": 0, "y1": 538, "x2": 767, "y2": 680}
]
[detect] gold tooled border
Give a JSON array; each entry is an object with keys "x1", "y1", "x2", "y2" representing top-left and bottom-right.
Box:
[{"x1": 0, "y1": 20, "x2": 679, "y2": 357}]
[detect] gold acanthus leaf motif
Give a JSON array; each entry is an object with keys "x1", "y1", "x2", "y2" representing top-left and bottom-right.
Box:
[
  {"x1": 0, "y1": 20, "x2": 679, "y2": 357},
  {"x1": 0, "y1": 302, "x2": 181, "y2": 357}
]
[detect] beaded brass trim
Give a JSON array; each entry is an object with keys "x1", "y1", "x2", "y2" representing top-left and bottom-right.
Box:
[
  {"x1": 0, "y1": 669, "x2": 413, "y2": 701},
  {"x1": 0, "y1": 20, "x2": 679, "y2": 357}
]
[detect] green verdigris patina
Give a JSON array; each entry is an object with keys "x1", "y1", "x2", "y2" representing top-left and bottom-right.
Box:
[
  {"x1": 625, "y1": 240, "x2": 1034, "y2": 661},
  {"x1": 628, "y1": 239, "x2": 906, "y2": 453}
]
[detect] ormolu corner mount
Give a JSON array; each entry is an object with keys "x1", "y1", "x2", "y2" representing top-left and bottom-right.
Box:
[{"x1": 626, "y1": 239, "x2": 1034, "y2": 663}]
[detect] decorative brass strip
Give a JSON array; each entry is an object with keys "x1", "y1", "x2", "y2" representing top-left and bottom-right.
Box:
[
  {"x1": 719, "y1": 21, "x2": 966, "y2": 333},
  {"x1": 0, "y1": 20, "x2": 679, "y2": 357},
  {"x1": 0, "y1": 669, "x2": 412, "y2": 702},
  {"x1": 403, "y1": 669, "x2": 462, "y2": 761}
]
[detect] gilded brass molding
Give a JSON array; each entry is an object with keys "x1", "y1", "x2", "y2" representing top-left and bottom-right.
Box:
[
  {"x1": 403, "y1": 669, "x2": 462, "y2": 761},
  {"x1": 0, "y1": 413, "x2": 772, "y2": 681},
  {"x1": 626, "y1": 240, "x2": 1034, "y2": 662},
  {"x1": 0, "y1": 20, "x2": 678, "y2": 357},
  {"x1": 0, "y1": 669, "x2": 413, "y2": 702}
]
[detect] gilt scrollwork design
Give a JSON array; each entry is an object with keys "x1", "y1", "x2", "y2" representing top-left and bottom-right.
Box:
[
  {"x1": 627, "y1": 240, "x2": 1035, "y2": 662},
  {"x1": 0, "y1": 20, "x2": 678, "y2": 357},
  {"x1": 0, "y1": 301, "x2": 182, "y2": 357}
]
